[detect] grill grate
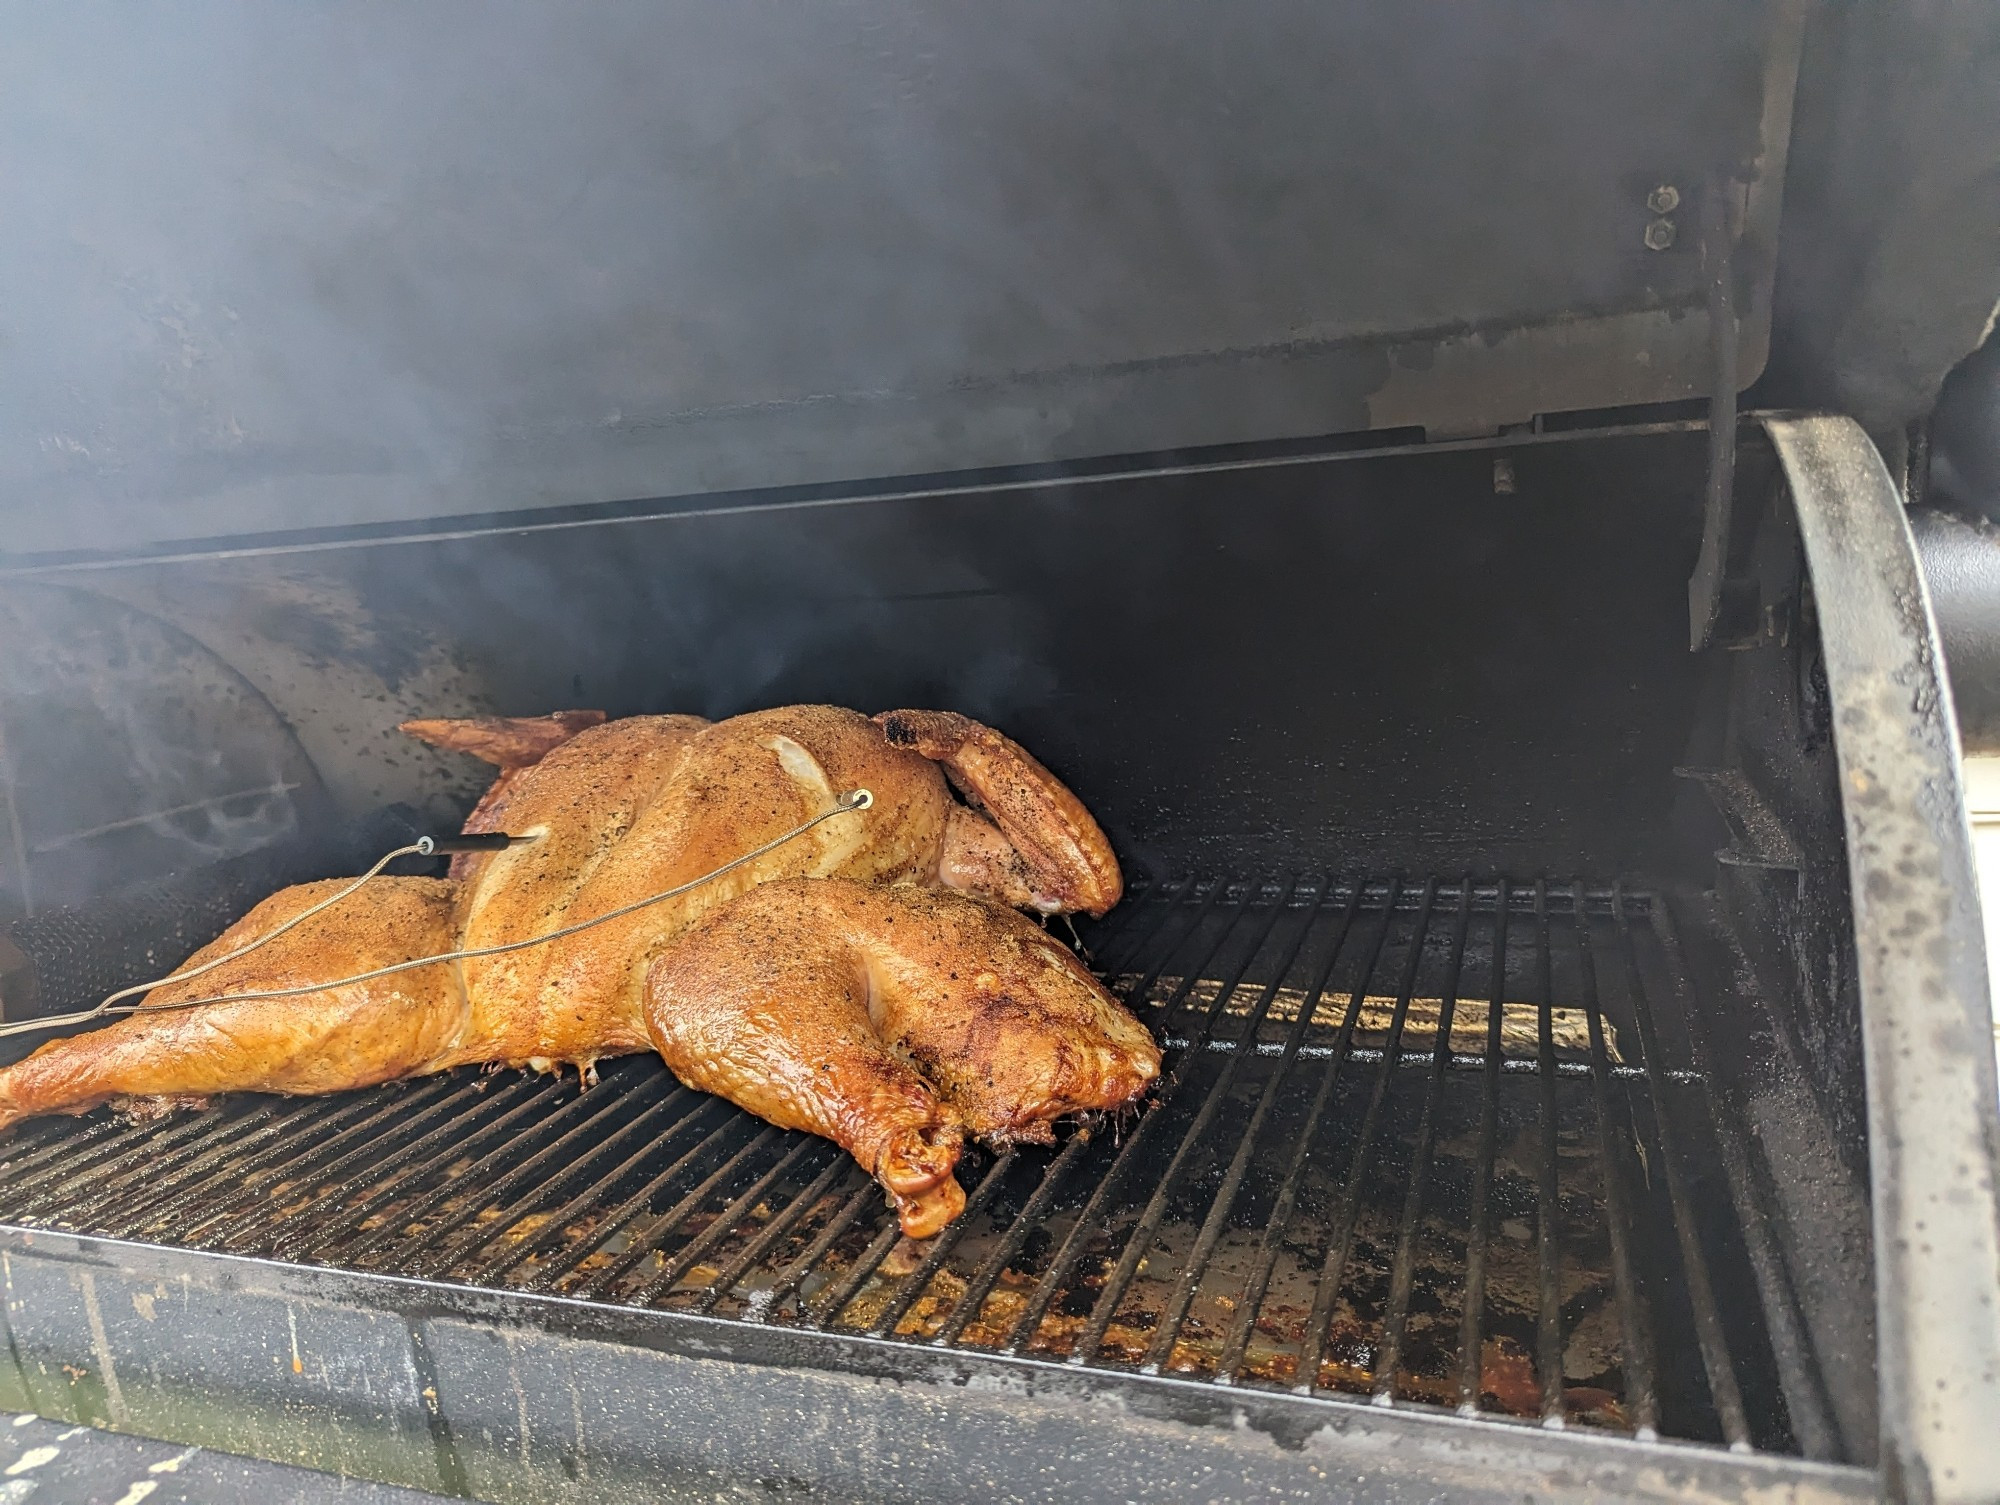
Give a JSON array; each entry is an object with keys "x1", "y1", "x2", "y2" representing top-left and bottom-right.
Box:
[{"x1": 0, "y1": 874, "x2": 1806, "y2": 1453}]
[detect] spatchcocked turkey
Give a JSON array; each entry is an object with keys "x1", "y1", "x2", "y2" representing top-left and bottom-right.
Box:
[{"x1": 0, "y1": 707, "x2": 1159, "y2": 1235}]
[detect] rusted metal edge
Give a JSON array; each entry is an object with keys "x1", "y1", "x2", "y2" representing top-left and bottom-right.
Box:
[{"x1": 1763, "y1": 413, "x2": 2000, "y2": 1504}]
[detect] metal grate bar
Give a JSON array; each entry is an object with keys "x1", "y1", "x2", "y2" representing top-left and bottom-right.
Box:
[
  {"x1": 260, "y1": 1076, "x2": 513, "y2": 1256},
  {"x1": 0, "y1": 1109, "x2": 205, "y2": 1209},
  {"x1": 688, "y1": 1153, "x2": 852, "y2": 1316},
  {"x1": 528, "y1": 1116, "x2": 768, "y2": 1295},
  {"x1": 994, "y1": 877, "x2": 1273, "y2": 1355},
  {"x1": 1298, "y1": 878, "x2": 1440, "y2": 1393},
  {"x1": 1174, "y1": 879, "x2": 1307, "y2": 1041},
  {"x1": 861, "y1": 1148, "x2": 1019, "y2": 1338},
  {"x1": 613, "y1": 1127, "x2": 788, "y2": 1304},
  {"x1": 1532, "y1": 882, "x2": 1567, "y2": 1424},
  {"x1": 429, "y1": 1083, "x2": 700, "y2": 1278},
  {"x1": 929, "y1": 1131, "x2": 1093, "y2": 1348},
  {"x1": 1455, "y1": 876, "x2": 1508, "y2": 1414},
  {"x1": 281, "y1": 1070, "x2": 564, "y2": 1263},
  {"x1": 760, "y1": 1175, "x2": 881, "y2": 1316},
  {"x1": 212, "y1": 1075, "x2": 498, "y2": 1252},
  {"x1": 0, "y1": 868, "x2": 1805, "y2": 1457},
  {"x1": 1214, "y1": 879, "x2": 1385, "y2": 1379},
  {"x1": 614, "y1": 1129, "x2": 808, "y2": 1306},
  {"x1": 1120, "y1": 875, "x2": 1243, "y2": 1027},
  {"x1": 0, "y1": 1115, "x2": 135, "y2": 1189},
  {"x1": 802, "y1": 1215, "x2": 903, "y2": 1328},
  {"x1": 1008, "y1": 875, "x2": 1289, "y2": 1358},
  {"x1": 1573, "y1": 882, "x2": 1659, "y2": 1438},
  {"x1": 336, "y1": 1068, "x2": 605, "y2": 1265},
  {"x1": 1138, "y1": 877, "x2": 1338, "y2": 1371},
  {"x1": 1071, "y1": 876, "x2": 1174, "y2": 978},
  {"x1": 1646, "y1": 901, "x2": 1841, "y2": 1460},
  {"x1": 154, "y1": 1089, "x2": 443, "y2": 1244},
  {"x1": 1071, "y1": 875, "x2": 1310, "y2": 1367},
  {"x1": 25, "y1": 1096, "x2": 285, "y2": 1226},
  {"x1": 470, "y1": 1098, "x2": 739, "y2": 1285},
  {"x1": 1372, "y1": 879, "x2": 1473, "y2": 1400},
  {"x1": 393, "y1": 1074, "x2": 679, "y2": 1273},
  {"x1": 89, "y1": 1095, "x2": 358, "y2": 1238},
  {"x1": 1608, "y1": 892, "x2": 1749, "y2": 1449}
]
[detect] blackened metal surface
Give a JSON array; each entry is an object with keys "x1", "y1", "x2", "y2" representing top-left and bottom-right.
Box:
[
  {"x1": 1930, "y1": 334, "x2": 2000, "y2": 523},
  {"x1": 0, "y1": 584, "x2": 326, "y2": 919},
  {"x1": 1763, "y1": 415, "x2": 2000, "y2": 1502},
  {"x1": 1762, "y1": 3, "x2": 2000, "y2": 431},
  {"x1": 0, "y1": 5, "x2": 1800, "y2": 552},
  {"x1": 1667, "y1": 445, "x2": 1880, "y2": 1462},
  {"x1": 1909, "y1": 506, "x2": 2000, "y2": 754},
  {"x1": 1686, "y1": 201, "x2": 1742, "y2": 654},
  {"x1": 0, "y1": 875, "x2": 1818, "y2": 1483},
  {"x1": 3, "y1": 428, "x2": 1721, "y2": 884}
]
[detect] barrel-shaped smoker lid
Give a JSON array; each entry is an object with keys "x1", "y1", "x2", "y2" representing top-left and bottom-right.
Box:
[{"x1": 3, "y1": 3, "x2": 1803, "y2": 552}]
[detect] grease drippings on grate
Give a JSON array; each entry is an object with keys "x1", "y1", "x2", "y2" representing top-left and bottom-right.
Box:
[{"x1": 0, "y1": 875, "x2": 1795, "y2": 1452}]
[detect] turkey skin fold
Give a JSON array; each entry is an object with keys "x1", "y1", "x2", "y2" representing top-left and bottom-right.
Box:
[{"x1": 0, "y1": 706, "x2": 1160, "y2": 1237}]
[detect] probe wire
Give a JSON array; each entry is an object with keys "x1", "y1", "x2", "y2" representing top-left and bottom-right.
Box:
[{"x1": 0, "y1": 789, "x2": 873, "y2": 1041}]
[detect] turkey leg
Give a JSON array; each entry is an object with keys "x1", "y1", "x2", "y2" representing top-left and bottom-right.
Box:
[{"x1": 645, "y1": 877, "x2": 1158, "y2": 1237}]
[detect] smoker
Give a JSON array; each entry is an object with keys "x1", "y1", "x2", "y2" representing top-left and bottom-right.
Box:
[{"x1": 1, "y1": 4, "x2": 1997, "y2": 1502}]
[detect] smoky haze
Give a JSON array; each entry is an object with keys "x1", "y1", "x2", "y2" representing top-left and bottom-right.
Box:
[
  {"x1": 0, "y1": 1, "x2": 1785, "y2": 902},
  {"x1": 0, "y1": 1, "x2": 1773, "y2": 558}
]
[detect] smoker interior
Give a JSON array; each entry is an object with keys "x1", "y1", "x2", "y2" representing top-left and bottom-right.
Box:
[{"x1": 0, "y1": 424, "x2": 1873, "y2": 1487}]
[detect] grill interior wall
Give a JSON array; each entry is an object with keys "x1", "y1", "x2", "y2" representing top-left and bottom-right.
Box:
[{"x1": 11, "y1": 428, "x2": 1725, "y2": 882}]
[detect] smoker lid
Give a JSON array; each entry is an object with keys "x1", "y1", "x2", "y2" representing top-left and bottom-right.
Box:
[{"x1": 0, "y1": 2, "x2": 1831, "y2": 552}]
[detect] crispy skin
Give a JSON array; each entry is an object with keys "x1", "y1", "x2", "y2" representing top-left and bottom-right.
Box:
[
  {"x1": 0, "y1": 707, "x2": 954, "y2": 1124},
  {"x1": 402, "y1": 712, "x2": 609, "y2": 875},
  {"x1": 646, "y1": 878, "x2": 1159, "y2": 1237},
  {"x1": 436, "y1": 706, "x2": 958, "y2": 1068}
]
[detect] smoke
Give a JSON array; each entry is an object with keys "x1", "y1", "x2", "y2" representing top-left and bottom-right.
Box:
[
  {"x1": 0, "y1": 583, "x2": 316, "y2": 915},
  {"x1": 0, "y1": 2, "x2": 1816, "y2": 896},
  {"x1": 0, "y1": 1, "x2": 1747, "y2": 558}
]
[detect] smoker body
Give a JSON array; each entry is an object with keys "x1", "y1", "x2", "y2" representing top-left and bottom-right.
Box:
[
  {"x1": 2, "y1": 4, "x2": 1999, "y2": 1503},
  {"x1": 0, "y1": 418, "x2": 1989, "y2": 1502}
]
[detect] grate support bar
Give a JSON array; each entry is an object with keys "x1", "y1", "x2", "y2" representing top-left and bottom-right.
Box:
[{"x1": 1573, "y1": 882, "x2": 1660, "y2": 1439}]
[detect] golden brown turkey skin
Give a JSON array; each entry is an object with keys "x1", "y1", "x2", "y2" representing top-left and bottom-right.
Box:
[
  {"x1": 433, "y1": 706, "x2": 964, "y2": 1069},
  {"x1": 402, "y1": 711, "x2": 609, "y2": 877},
  {"x1": 645, "y1": 878, "x2": 1160, "y2": 1237},
  {"x1": 0, "y1": 705, "x2": 1139, "y2": 1240}
]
